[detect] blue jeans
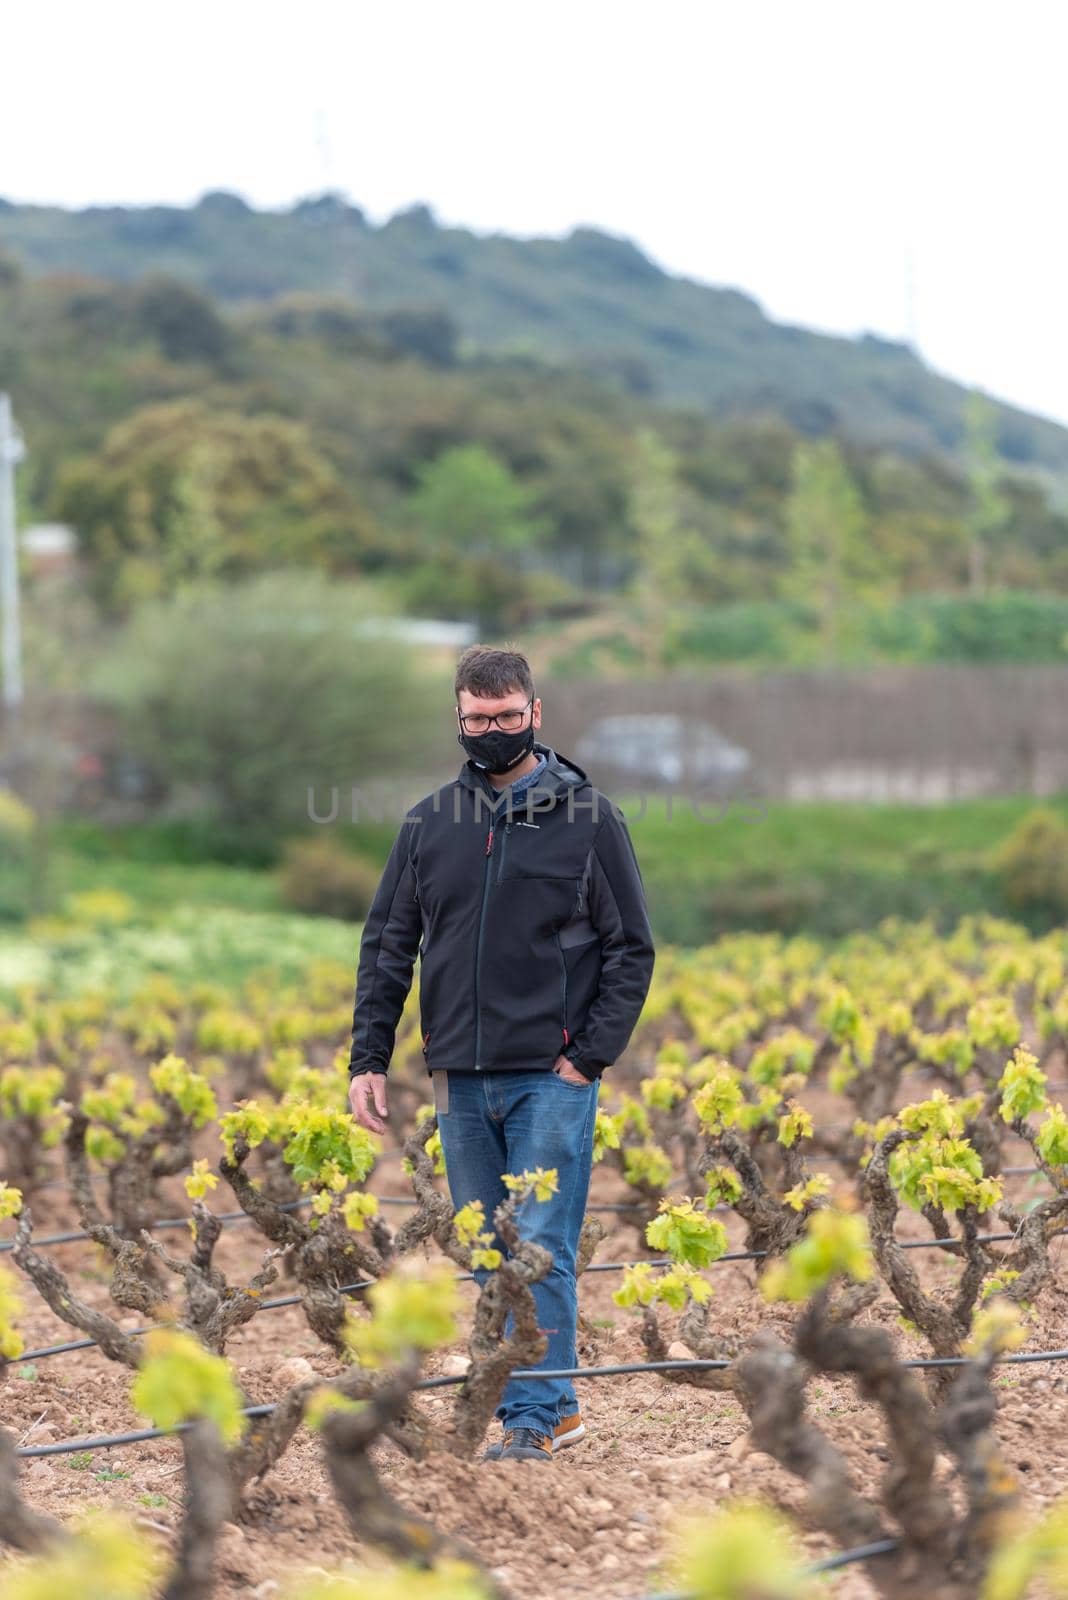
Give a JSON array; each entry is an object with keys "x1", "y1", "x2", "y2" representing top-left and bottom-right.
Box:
[{"x1": 435, "y1": 1067, "x2": 600, "y2": 1438}]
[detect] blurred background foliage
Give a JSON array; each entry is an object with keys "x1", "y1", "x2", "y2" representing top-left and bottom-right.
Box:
[
  {"x1": 2, "y1": 196, "x2": 1068, "y2": 949},
  {"x1": 2, "y1": 208, "x2": 1068, "y2": 642}
]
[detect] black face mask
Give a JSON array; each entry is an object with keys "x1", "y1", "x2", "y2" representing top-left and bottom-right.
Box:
[{"x1": 457, "y1": 721, "x2": 536, "y2": 775}]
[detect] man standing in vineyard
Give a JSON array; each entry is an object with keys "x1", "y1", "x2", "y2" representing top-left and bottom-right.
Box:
[{"x1": 348, "y1": 644, "x2": 656, "y2": 1462}]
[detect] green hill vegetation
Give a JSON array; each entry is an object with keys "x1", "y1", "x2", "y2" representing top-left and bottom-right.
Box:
[
  {"x1": 4, "y1": 190, "x2": 1068, "y2": 474},
  {"x1": 2, "y1": 205, "x2": 1067, "y2": 673}
]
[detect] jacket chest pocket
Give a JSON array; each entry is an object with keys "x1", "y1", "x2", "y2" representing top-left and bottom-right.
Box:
[
  {"x1": 495, "y1": 817, "x2": 585, "y2": 887},
  {"x1": 494, "y1": 820, "x2": 584, "y2": 931}
]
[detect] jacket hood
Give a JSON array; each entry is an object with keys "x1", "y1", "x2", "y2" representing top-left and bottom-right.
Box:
[{"x1": 457, "y1": 740, "x2": 590, "y2": 803}]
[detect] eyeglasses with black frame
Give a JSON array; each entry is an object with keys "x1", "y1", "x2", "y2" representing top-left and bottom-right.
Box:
[{"x1": 456, "y1": 694, "x2": 535, "y2": 734}]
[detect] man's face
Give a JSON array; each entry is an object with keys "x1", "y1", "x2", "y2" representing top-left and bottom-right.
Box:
[{"x1": 456, "y1": 688, "x2": 542, "y2": 738}]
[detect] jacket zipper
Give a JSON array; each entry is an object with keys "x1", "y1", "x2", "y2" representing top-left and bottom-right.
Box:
[
  {"x1": 554, "y1": 930, "x2": 568, "y2": 1049},
  {"x1": 474, "y1": 817, "x2": 495, "y2": 1070},
  {"x1": 496, "y1": 819, "x2": 511, "y2": 884}
]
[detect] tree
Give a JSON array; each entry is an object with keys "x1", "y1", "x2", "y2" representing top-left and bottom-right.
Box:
[
  {"x1": 962, "y1": 391, "x2": 1010, "y2": 595},
  {"x1": 51, "y1": 399, "x2": 378, "y2": 612},
  {"x1": 782, "y1": 438, "x2": 888, "y2": 664},
  {"x1": 408, "y1": 443, "x2": 546, "y2": 560},
  {"x1": 625, "y1": 428, "x2": 724, "y2": 672},
  {"x1": 132, "y1": 275, "x2": 231, "y2": 364},
  {"x1": 405, "y1": 444, "x2": 550, "y2": 633},
  {"x1": 0, "y1": 249, "x2": 22, "y2": 289}
]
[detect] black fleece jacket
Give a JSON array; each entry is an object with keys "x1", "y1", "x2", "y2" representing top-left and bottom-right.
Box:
[{"x1": 348, "y1": 741, "x2": 655, "y2": 1082}]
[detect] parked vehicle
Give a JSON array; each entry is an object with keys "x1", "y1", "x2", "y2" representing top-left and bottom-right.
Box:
[{"x1": 574, "y1": 712, "x2": 751, "y2": 790}]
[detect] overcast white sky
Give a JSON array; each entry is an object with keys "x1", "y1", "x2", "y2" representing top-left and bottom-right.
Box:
[{"x1": 5, "y1": 1, "x2": 1067, "y2": 425}]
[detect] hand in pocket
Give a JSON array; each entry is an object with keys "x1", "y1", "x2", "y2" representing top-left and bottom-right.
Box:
[{"x1": 553, "y1": 1054, "x2": 591, "y2": 1086}]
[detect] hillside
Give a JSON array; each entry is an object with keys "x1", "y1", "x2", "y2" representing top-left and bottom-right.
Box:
[
  {"x1": 3, "y1": 189, "x2": 1068, "y2": 476},
  {"x1": 3, "y1": 236, "x2": 1068, "y2": 649}
]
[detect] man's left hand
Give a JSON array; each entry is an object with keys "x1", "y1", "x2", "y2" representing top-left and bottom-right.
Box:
[{"x1": 553, "y1": 1054, "x2": 590, "y2": 1085}]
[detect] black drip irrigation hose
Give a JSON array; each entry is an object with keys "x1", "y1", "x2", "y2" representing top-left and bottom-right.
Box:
[
  {"x1": 0, "y1": 1198, "x2": 314, "y2": 1253},
  {"x1": 4, "y1": 1127, "x2": 1053, "y2": 1253},
  {"x1": 24, "y1": 1152, "x2": 1056, "y2": 1188},
  {"x1": 635, "y1": 1535, "x2": 907, "y2": 1600},
  {"x1": 13, "y1": 1258, "x2": 678, "y2": 1363},
  {"x1": 0, "y1": 1193, "x2": 651, "y2": 1256},
  {"x1": 6, "y1": 1163, "x2": 1059, "y2": 1255},
  {"x1": 14, "y1": 1347, "x2": 1068, "y2": 1460},
  {"x1": 803, "y1": 1536, "x2": 903, "y2": 1574},
  {"x1": 16, "y1": 1403, "x2": 278, "y2": 1459},
  {"x1": 12, "y1": 1227, "x2": 1068, "y2": 1365},
  {"x1": 21, "y1": 1146, "x2": 408, "y2": 1190}
]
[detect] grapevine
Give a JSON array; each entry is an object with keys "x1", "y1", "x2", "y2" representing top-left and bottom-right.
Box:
[{"x1": 2, "y1": 916, "x2": 1068, "y2": 1597}]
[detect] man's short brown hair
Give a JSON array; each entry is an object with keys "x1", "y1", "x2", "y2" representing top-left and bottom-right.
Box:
[{"x1": 454, "y1": 644, "x2": 535, "y2": 702}]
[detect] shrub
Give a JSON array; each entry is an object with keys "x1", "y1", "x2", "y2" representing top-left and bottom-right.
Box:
[
  {"x1": 0, "y1": 788, "x2": 35, "y2": 921},
  {"x1": 64, "y1": 888, "x2": 139, "y2": 927},
  {"x1": 90, "y1": 570, "x2": 445, "y2": 848},
  {"x1": 989, "y1": 808, "x2": 1068, "y2": 916},
  {"x1": 0, "y1": 788, "x2": 34, "y2": 847},
  {"x1": 278, "y1": 835, "x2": 383, "y2": 920},
  {"x1": 868, "y1": 590, "x2": 1068, "y2": 664}
]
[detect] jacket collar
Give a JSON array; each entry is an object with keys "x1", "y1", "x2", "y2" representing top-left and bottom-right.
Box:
[{"x1": 457, "y1": 740, "x2": 589, "y2": 806}]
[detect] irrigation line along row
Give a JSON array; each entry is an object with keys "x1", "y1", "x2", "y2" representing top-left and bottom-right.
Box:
[
  {"x1": 13, "y1": 1228, "x2": 1068, "y2": 1366},
  {"x1": 640, "y1": 1537, "x2": 905, "y2": 1600},
  {"x1": 22, "y1": 1146, "x2": 424, "y2": 1195},
  {"x1": 8, "y1": 1257, "x2": 663, "y2": 1363},
  {"x1": 4, "y1": 1150, "x2": 1056, "y2": 1254},
  {"x1": 802, "y1": 1536, "x2": 903, "y2": 1574},
  {"x1": 0, "y1": 1198, "x2": 312, "y2": 1253},
  {"x1": 0, "y1": 1194, "x2": 651, "y2": 1256},
  {"x1": 15, "y1": 1347, "x2": 1068, "y2": 1461},
  {"x1": 24, "y1": 1154, "x2": 1053, "y2": 1192}
]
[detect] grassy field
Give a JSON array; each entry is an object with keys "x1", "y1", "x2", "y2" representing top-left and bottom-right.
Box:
[
  {"x1": 619, "y1": 790, "x2": 1049, "y2": 873},
  {"x1": 0, "y1": 904, "x2": 358, "y2": 1000},
  {"x1": 3, "y1": 790, "x2": 1062, "y2": 986},
  {"x1": 615, "y1": 790, "x2": 1068, "y2": 941}
]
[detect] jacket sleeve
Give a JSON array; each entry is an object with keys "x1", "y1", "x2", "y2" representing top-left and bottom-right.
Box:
[
  {"x1": 348, "y1": 817, "x2": 421, "y2": 1077},
  {"x1": 561, "y1": 804, "x2": 656, "y2": 1081}
]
